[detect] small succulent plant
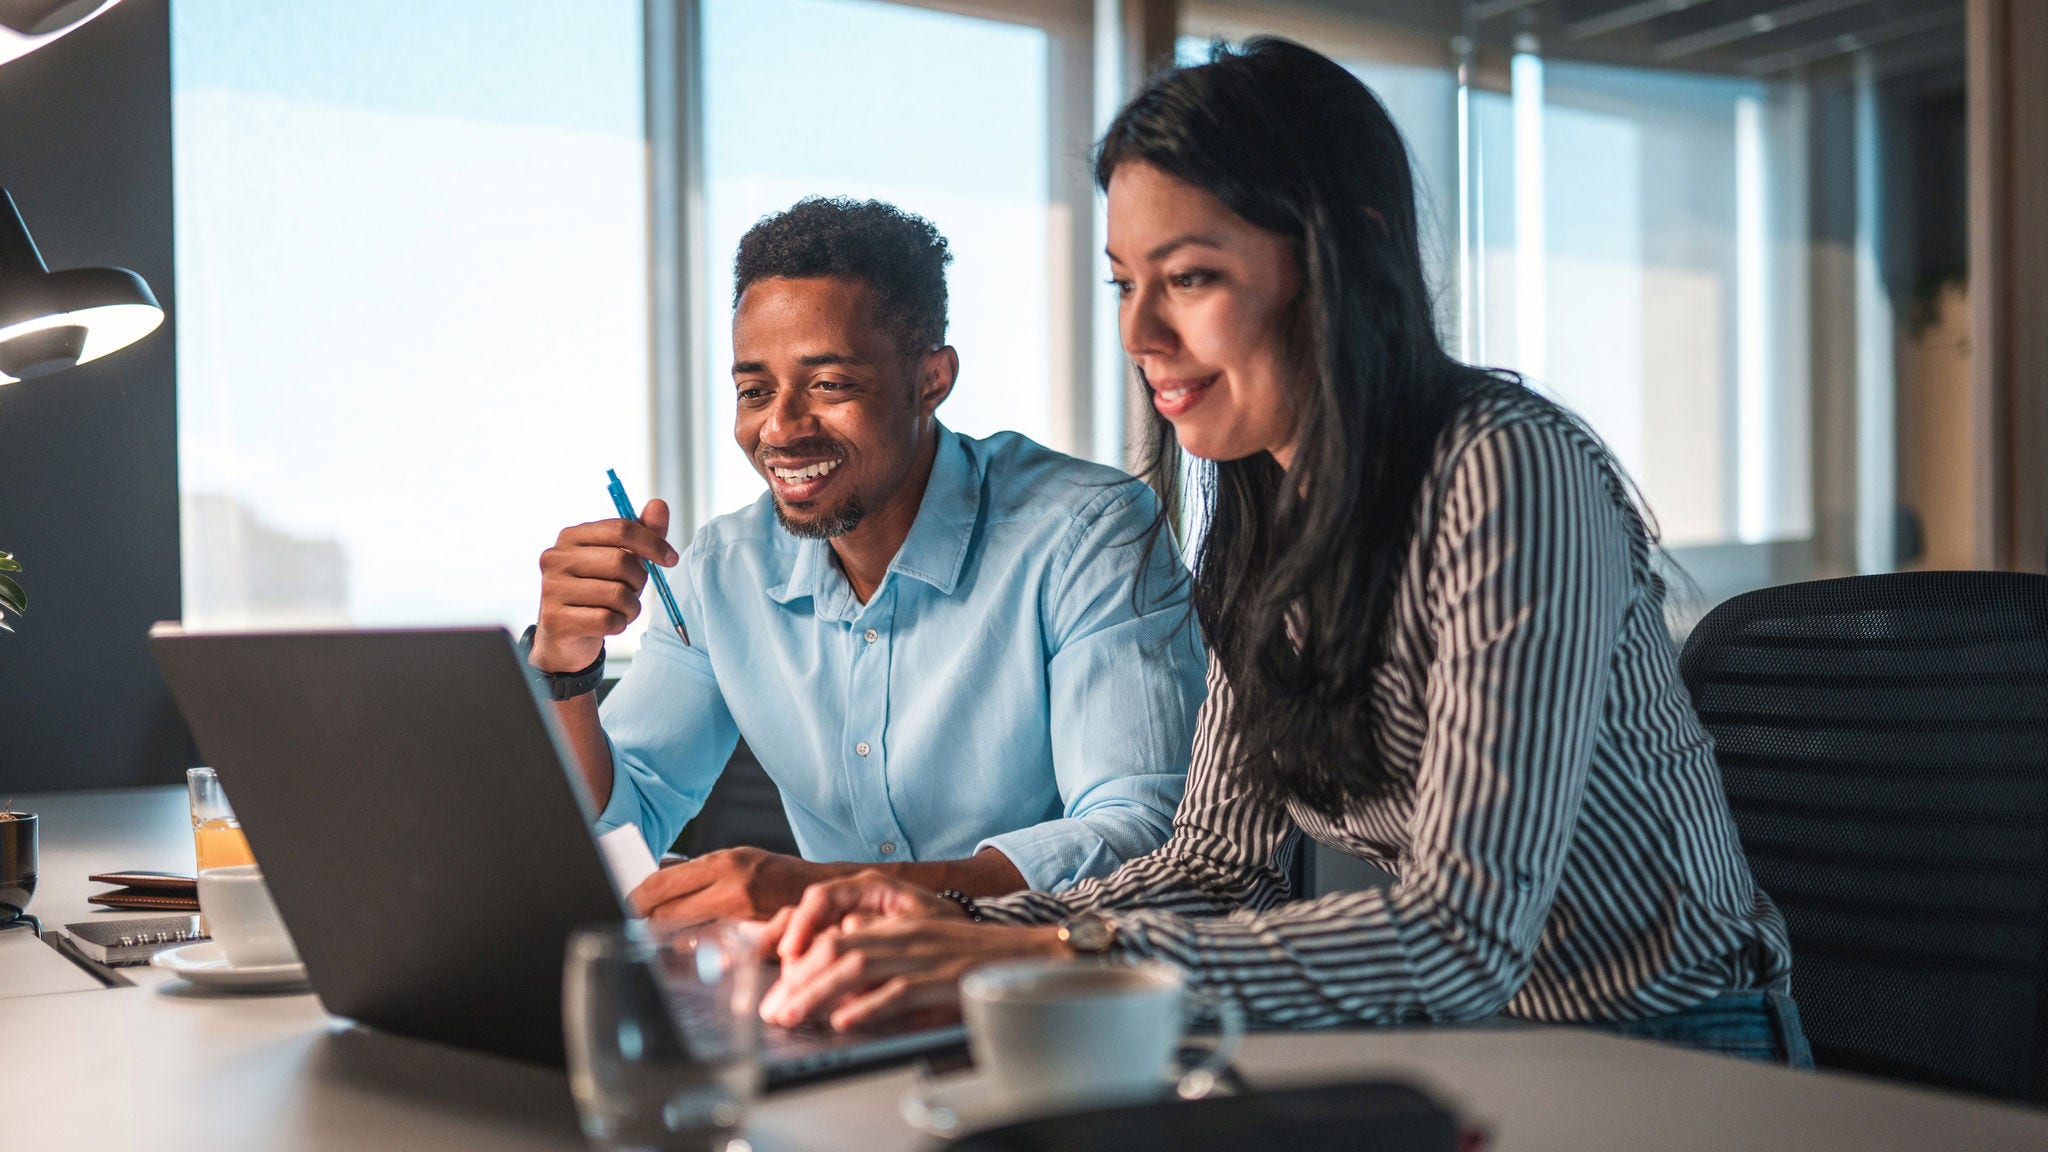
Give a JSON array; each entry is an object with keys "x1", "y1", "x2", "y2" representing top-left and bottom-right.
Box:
[{"x1": 0, "y1": 550, "x2": 22, "y2": 632}]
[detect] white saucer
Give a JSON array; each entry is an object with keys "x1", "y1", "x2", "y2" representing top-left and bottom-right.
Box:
[
  {"x1": 899, "y1": 1073, "x2": 1169, "y2": 1137},
  {"x1": 150, "y1": 941, "x2": 310, "y2": 992}
]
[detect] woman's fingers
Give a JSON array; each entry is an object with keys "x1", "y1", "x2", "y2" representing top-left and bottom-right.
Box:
[
  {"x1": 764, "y1": 939, "x2": 880, "y2": 1027},
  {"x1": 759, "y1": 924, "x2": 841, "y2": 1022},
  {"x1": 762, "y1": 926, "x2": 944, "y2": 1027},
  {"x1": 778, "y1": 871, "x2": 937, "y2": 962},
  {"x1": 753, "y1": 907, "x2": 795, "y2": 960},
  {"x1": 761, "y1": 920, "x2": 1064, "y2": 1030},
  {"x1": 827, "y1": 971, "x2": 965, "y2": 1032},
  {"x1": 777, "y1": 881, "x2": 860, "y2": 963}
]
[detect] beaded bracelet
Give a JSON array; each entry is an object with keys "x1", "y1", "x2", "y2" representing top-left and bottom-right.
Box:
[{"x1": 935, "y1": 888, "x2": 984, "y2": 922}]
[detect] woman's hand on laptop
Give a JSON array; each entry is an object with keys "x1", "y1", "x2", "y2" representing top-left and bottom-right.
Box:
[
  {"x1": 759, "y1": 912, "x2": 1065, "y2": 1032},
  {"x1": 762, "y1": 870, "x2": 957, "y2": 963},
  {"x1": 532, "y1": 498, "x2": 679, "y2": 672},
  {"x1": 629, "y1": 846, "x2": 835, "y2": 923}
]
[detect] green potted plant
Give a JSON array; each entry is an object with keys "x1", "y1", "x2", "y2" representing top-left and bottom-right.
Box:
[{"x1": 0, "y1": 549, "x2": 21, "y2": 632}]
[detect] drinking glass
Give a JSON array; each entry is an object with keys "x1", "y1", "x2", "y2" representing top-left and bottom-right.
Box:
[
  {"x1": 186, "y1": 767, "x2": 255, "y2": 872},
  {"x1": 564, "y1": 920, "x2": 764, "y2": 1152}
]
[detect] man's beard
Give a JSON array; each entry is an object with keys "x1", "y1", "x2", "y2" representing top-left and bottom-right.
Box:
[
  {"x1": 759, "y1": 435, "x2": 867, "y2": 538},
  {"x1": 774, "y1": 491, "x2": 867, "y2": 539}
]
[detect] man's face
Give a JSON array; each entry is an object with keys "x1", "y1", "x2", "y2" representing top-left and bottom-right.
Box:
[{"x1": 731, "y1": 276, "x2": 935, "y2": 539}]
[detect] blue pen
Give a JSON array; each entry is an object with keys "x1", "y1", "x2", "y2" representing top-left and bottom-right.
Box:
[{"x1": 605, "y1": 469, "x2": 690, "y2": 646}]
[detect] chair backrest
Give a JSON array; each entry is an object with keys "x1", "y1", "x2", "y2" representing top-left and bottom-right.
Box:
[
  {"x1": 680, "y1": 741, "x2": 802, "y2": 857},
  {"x1": 1678, "y1": 571, "x2": 2048, "y2": 1102}
]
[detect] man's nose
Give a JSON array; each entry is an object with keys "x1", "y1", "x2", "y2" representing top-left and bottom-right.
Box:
[{"x1": 761, "y1": 389, "x2": 817, "y2": 444}]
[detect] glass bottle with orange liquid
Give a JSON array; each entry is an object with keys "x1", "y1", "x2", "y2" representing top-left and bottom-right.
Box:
[{"x1": 187, "y1": 767, "x2": 255, "y2": 872}]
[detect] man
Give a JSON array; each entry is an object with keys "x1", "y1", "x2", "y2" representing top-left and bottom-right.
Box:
[{"x1": 526, "y1": 198, "x2": 1206, "y2": 922}]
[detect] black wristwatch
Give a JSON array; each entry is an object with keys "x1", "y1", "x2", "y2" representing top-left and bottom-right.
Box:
[
  {"x1": 1056, "y1": 912, "x2": 1118, "y2": 954},
  {"x1": 517, "y1": 625, "x2": 605, "y2": 700}
]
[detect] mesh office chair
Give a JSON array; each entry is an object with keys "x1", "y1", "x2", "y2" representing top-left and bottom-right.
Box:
[{"x1": 1678, "y1": 571, "x2": 2048, "y2": 1102}]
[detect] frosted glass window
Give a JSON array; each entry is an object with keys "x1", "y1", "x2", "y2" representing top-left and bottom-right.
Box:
[
  {"x1": 1178, "y1": 28, "x2": 1813, "y2": 551},
  {"x1": 173, "y1": 0, "x2": 650, "y2": 632},
  {"x1": 700, "y1": 0, "x2": 1052, "y2": 520},
  {"x1": 1478, "y1": 62, "x2": 1813, "y2": 547}
]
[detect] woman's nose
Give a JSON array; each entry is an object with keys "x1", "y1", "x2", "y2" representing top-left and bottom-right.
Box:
[{"x1": 1122, "y1": 284, "x2": 1178, "y2": 362}]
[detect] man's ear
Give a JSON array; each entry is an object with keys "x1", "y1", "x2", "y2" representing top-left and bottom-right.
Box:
[{"x1": 916, "y1": 345, "x2": 958, "y2": 417}]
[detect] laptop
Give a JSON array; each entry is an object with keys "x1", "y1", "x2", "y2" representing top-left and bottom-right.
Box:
[{"x1": 148, "y1": 624, "x2": 964, "y2": 1086}]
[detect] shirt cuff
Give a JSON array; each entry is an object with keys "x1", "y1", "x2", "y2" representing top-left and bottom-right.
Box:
[
  {"x1": 974, "y1": 888, "x2": 1074, "y2": 925},
  {"x1": 590, "y1": 738, "x2": 650, "y2": 844},
  {"x1": 976, "y1": 817, "x2": 1126, "y2": 894}
]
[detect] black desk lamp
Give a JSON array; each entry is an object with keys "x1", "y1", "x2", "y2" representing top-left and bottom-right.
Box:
[
  {"x1": 0, "y1": 0, "x2": 146, "y2": 936},
  {"x1": 0, "y1": 186, "x2": 162, "y2": 632},
  {"x1": 0, "y1": 186, "x2": 162, "y2": 385},
  {"x1": 0, "y1": 0, "x2": 124, "y2": 68}
]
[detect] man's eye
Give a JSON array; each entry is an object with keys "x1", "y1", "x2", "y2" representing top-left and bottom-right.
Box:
[
  {"x1": 736, "y1": 386, "x2": 770, "y2": 403},
  {"x1": 816, "y1": 378, "x2": 854, "y2": 392}
]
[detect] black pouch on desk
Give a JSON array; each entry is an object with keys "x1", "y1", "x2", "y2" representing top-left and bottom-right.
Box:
[{"x1": 942, "y1": 1080, "x2": 1460, "y2": 1152}]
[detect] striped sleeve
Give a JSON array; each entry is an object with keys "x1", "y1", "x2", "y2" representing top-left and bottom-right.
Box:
[
  {"x1": 975, "y1": 659, "x2": 1301, "y2": 924},
  {"x1": 991, "y1": 418, "x2": 1636, "y2": 1027}
]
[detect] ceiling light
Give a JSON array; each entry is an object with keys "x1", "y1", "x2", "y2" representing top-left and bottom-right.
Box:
[
  {"x1": 0, "y1": 187, "x2": 162, "y2": 385},
  {"x1": 0, "y1": 0, "x2": 124, "y2": 68}
]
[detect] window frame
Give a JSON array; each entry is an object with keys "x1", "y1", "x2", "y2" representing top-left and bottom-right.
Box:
[{"x1": 651, "y1": 0, "x2": 1102, "y2": 540}]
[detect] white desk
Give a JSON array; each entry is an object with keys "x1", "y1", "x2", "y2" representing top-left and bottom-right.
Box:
[{"x1": 6, "y1": 786, "x2": 2048, "y2": 1152}]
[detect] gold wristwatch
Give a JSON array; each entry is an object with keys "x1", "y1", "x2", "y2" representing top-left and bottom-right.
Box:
[{"x1": 1056, "y1": 912, "x2": 1117, "y2": 954}]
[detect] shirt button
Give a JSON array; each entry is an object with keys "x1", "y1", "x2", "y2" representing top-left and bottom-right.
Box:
[
  {"x1": 1514, "y1": 871, "x2": 1536, "y2": 892},
  {"x1": 864, "y1": 628, "x2": 879, "y2": 643},
  {"x1": 855, "y1": 741, "x2": 871, "y2": 757},
  {"x1": 880, "y1": 841, "x2": 897, "y2": 855}
]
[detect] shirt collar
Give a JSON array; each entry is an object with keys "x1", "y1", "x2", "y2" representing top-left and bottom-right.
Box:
[
  {"x1": 765, "y1": 425, "x2": 980, "y2": 608},
  {"x1": 887, "y1": 425, "x2": 979, "y2": 595}
]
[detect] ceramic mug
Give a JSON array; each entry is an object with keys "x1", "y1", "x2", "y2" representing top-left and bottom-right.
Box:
[
  {"x1": 960, "y1": 959, "x2": 1242, "y2": 1109},
  {"x1": 196, "y1": 864, "x2": 300, "y2": 967},
  {"x1": 0, "y1": 811, "x2": 34, "y2": 925}
]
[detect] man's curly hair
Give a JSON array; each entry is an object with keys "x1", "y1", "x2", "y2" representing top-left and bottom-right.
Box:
[{"x1": 733, "y1": 198, "x2": 953, "y2": 356}]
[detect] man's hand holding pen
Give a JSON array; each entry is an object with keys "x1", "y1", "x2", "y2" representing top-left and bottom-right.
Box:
[{"x1": 531, "y1": 497, "x2": 678, "y2": 673}]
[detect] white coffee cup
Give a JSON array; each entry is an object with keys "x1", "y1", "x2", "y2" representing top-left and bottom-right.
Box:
[
  {"x1": 960, "y1": 959, "x2": 1241, "y2": 1108},
  {"x1": 196, "y1": 864, "x2": 300, "y2": 968}
]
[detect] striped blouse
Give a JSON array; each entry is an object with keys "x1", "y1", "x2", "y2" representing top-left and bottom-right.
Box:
[{"x1": 978, "y1": 395, "x2": 1793, "y2": 1026}]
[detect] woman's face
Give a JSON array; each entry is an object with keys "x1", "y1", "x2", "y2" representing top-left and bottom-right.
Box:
[{"x1": 1107, "y1": 161, "x2": 1303, "y2": 468}]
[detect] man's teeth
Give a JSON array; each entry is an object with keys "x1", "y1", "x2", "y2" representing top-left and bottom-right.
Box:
[{"x1": 773, "y1": 460, "x2": 840, "y2": 483}]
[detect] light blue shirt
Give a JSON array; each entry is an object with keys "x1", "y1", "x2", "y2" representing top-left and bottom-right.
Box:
[{"x1": 594, "y1": 426, "x2": 1206, "y2": 892}]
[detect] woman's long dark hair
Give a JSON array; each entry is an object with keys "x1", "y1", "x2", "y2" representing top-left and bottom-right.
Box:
[{"x1": 1104, "y1": 38, "x2": 1647, "y2": 816}]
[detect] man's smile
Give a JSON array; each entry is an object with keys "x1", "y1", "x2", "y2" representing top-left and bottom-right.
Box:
[{"x1": 765, "y1": 455, "x2": 844, "y2": 503}]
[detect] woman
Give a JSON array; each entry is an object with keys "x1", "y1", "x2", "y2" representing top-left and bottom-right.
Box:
[{"x1": 756, "y1": 38, "x2": 1808, "y2": 1065}]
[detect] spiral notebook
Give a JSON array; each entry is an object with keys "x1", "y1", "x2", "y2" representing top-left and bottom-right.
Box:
[{"x1": 59, "y1": 914, "x2": 210, "y2": 966}]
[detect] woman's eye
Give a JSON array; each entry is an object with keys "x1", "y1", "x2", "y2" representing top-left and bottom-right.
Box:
[
  {"x1": 1105, "y1": 277, "x2": 1133, "y2": 298},
  {"x1": 1169, "y1": 270, "x2": 1215, "y2": 290}
]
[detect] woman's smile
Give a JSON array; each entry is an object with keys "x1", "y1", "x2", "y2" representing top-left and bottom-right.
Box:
[{"x1": 1149, "y1": 372, "x2": 1219, "y2": 417}]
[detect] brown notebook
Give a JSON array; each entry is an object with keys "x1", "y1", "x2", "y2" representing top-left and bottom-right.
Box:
[{"x1": 88, "y1": 870, "x2": 200, "y2": 911}]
